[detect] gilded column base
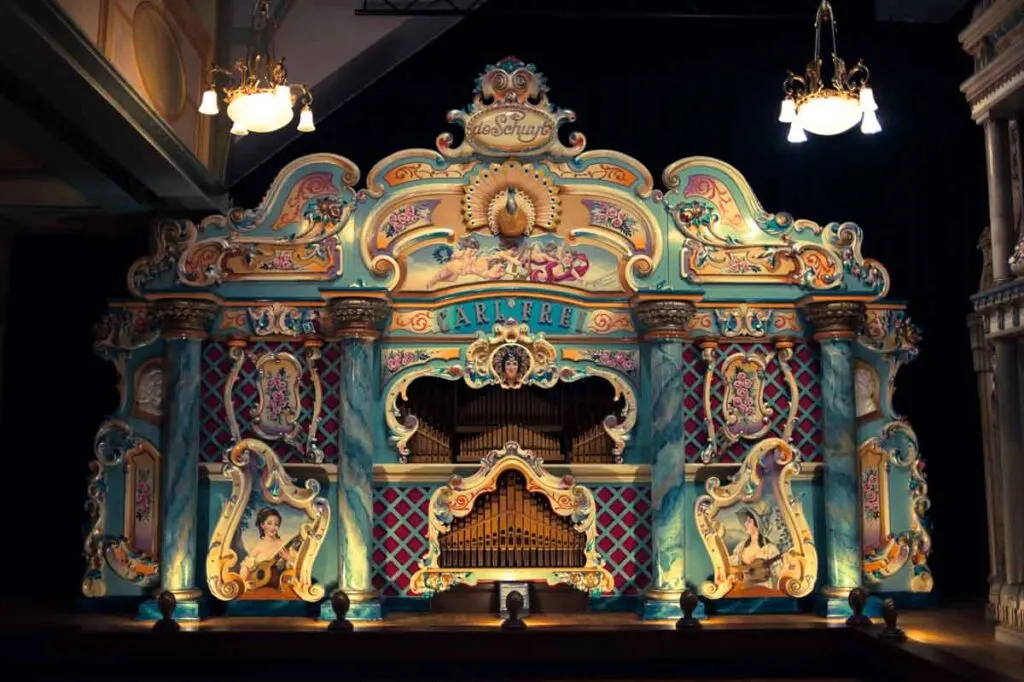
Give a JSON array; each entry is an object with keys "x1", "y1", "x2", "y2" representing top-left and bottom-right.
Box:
[
  {"x1": 136, "y1": 588, "x2": 205, "y2": 622},
  {"x1": 318, "y1": 589, "x2": 383, "y2": 622},
  {"x1": 641, "y1": 589, "x2": 706, "y2": 621}
]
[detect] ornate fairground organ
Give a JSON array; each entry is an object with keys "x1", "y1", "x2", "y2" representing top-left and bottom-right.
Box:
[{"x1": 82, "y1": 57, "x2": 932, "y2": 621}]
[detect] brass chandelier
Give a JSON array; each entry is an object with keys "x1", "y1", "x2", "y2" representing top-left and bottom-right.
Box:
[
  {"x1": 778, "y1": 0, "x2": 880, "y2": 142},
  {"x1": 198, "y1": 0, "x2": 314, "y2": 136}
]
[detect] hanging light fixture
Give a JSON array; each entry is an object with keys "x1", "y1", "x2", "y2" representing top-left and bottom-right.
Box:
[
  {"x1": 778, "y1": 0, "x2": 880, "y2": 142},
  {"x1": 198, "y1": 0, "x2": 314, "y2": 136}
]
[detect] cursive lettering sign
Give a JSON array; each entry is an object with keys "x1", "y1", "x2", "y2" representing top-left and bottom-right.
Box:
[{"x1": 465, "y1": 108, "x2": 556, "y2": 153}]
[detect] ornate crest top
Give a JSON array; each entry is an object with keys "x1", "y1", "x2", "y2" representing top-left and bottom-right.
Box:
[{"x1": 439, "y1": 56, "x2": 585, "y2": 159}]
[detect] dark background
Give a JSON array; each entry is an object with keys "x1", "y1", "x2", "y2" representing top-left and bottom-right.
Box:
[{"x1": 0, "y1": 5, "x2": 989, "y2": 608}]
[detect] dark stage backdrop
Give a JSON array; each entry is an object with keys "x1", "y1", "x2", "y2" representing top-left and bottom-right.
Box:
[{"x1": 0, "y1": 10, "x2": 988, "y2": 607}]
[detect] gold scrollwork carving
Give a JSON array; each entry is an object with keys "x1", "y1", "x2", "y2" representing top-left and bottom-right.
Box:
[
  {"x1": 465, "y1": 321, "x2": 557, "y2": 390},
  {"x1": 224, "y1": 340, "x2": 248, "y2": 443},
  {"x1": 695, "y1": 438, "x2": 817, "y2": 600},
  {"x1": 774, "y1": 341, "x2": 800, "y2": 442},
  {"x1": 408, "y1": 442, "x2": 614, "y2": 596},
  {"x1": 383, "y1": 324, "x2": 638, "y2": 463},
  {"x1": 720, "y1": 351, "x2": 774, "y2": 442},
  {"x1": 860, "y1": 421, "x2": 933, "y2": 592},
  {"x1": 206, "y1": 440, "x2": 330, "y2": 602},
  {"x1": 303, "y1": 342, "x2": 325, "y2": 464},
  {"x1": 715, "y1": 304, "x2": 770, "y2": 338},
  {"x1": 251, "y1": 352, "x2": 304, "y2": 443},
  {"x1": 699, "y1": 341, "x2": 719, "y2": 463}
]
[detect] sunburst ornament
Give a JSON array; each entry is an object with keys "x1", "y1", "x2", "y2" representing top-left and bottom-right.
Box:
[{"x1": 462, "y1": 160, "x2": 560, "y2": 238}]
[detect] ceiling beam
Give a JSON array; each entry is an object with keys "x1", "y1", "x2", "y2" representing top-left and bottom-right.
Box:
[{"x1": 0, "y1": 0, "x2": 230, "y2": 214}]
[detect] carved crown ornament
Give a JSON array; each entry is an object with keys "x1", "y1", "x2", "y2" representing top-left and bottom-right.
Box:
[
  {"x1": 116, "y1": 56, "x2": 895, "y2": 309},
  {"x1": 633, "y1": 300, "x2": 696, "y2": 337}
]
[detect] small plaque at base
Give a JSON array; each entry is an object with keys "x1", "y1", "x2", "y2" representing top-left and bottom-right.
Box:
[{"x1": 499, "y1": 582, "x2": 530, "y2": 618}]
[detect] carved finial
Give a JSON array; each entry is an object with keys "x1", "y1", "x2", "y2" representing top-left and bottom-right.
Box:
[
  {"x1": 675, "y1": 590, "x2": 701, "y2": 629},
  {"x1": 845, "y1": 587, "x2": 871, "y2": 627},
  {"x1": 152, "y1": 591, "x2": 181, "y2": 633},
  {"x1": 326, "y1": 590, "x2": 354, "y2": 633},
  {"x1": 501, "y1": 591, "x2": 527, "y2": 630},
  {"x1": 879, "y1": 598, "x2": 906, "y2": 641}
]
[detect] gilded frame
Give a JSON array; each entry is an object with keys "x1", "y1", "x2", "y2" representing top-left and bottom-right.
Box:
[
  {"x1": 206, "y1": 439, "x2": 330, "y2": 602},
  {"x1": 384, "y1": 323, "x2": 637, "y2": 462},
  {"x1": 695, "y1": 438, "x2": 818, "y2": 599},
  {"x1": 408, "y1": 441, "x2": 615, "y2": 596}
]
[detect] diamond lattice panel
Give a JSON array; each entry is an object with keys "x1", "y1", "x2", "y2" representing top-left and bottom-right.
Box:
[
  {"x1": 199, "y1": 341, "x2": 342, "y2": 463},
  {"x1": 683, "y1": 342, "x2": 822, "y2": 463},
  {"x1": 371, "y1": 486, "x2": 433, "y2": 597},
  {"x1": 595, "y1": 485, "x2": 653, "y2": 595}
]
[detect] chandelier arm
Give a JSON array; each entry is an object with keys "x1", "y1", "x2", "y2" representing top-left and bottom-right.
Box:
[
  {"x1": 844, "y1": 60, "x2": 870, "y2": 90},
  {"x1": 783, "y1": 71, "x2": 807, "y2": 99},
  {"x1": 205, "y1": 65, "x2": 238, "y2": 90}
]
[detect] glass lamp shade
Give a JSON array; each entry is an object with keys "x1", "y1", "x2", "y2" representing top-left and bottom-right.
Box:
[
  {"x1": 230, "y1": 121, "x2": 248, "y2": 136},
  {"x1": 275, "y1": 85, "x2": 293, "y2": 109},
  {"x1": 859, "y1": 87, "x2": 878, "y2": 112},
  {"x1": 795, "y1": 93, "x2": 863, "y2": 136},
  {"x1": 297, "y1": 106, "x2": 315, "y2": 133},
  {"x1": 861, "y1": 109, "x2": 882, "y2": 135},
  {"x1": 198, "y1": 89, "x2": 219, "y2": 116},
  {"x1": 226, "y1": 90, "x2": 294, "y2": 134},
  {"x1": 787, "y1": 120, "x2": 808, "y2": 143},
  {"x1": 779, "y1": 98, "x2": 797, "y2": 123}
]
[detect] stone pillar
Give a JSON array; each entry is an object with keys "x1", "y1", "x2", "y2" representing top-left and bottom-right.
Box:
[
  {"x1": 993, "y1": 334, "x2": 1024, "y2": 646},
  {"x1": 968, "y1": 313, "x2": 1005, "y2": 622},
  {"x1": 804, "y1": 301, "x2": 864, "y2": 618},
  {"x1": 324, "y1": 297, "x2": 389, "y2": 621},
  {"x1": 634, "y1": 300, "x2": 701, "y2": 620},
  {"x1": 140, "y1": 299, "x2": 217, "y2": 621},
  {"x1": 984, "y1": 117, "x2": 1015, "y2": 283}
]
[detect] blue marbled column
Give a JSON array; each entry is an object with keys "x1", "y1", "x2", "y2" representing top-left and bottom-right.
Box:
[
  {"x1": 323, "y1": 297, "x2": 389, "y2": 621},
  {"x1": 807, "y1": 301, "x2": 865, "y2": 618},
  {"x1": 634, "y1": 300, "x2": 699, "y2": 620},
  {"x1": 648, "y1": 339, "x2": 687, "y2": 596},
  {"x1": 159, "y1": 338, "x2": 204, "y2": 598},
  {"x1": 139, "y1": 300, "x2": 216, "y2": 622},
  {"x1": 337, "y1": 336, "x2": 379, "y2": 618}
]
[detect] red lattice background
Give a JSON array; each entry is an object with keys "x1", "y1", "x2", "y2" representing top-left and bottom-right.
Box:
[
  {"x1": 681, "y1": 342, "x2": 823, "y2": 463},
  {"x1": 371, "y1": 484, "x2": 652, "y2": 598},
  {"x1": 199, "y1": 341, "x2": 342, "y2": 463}
]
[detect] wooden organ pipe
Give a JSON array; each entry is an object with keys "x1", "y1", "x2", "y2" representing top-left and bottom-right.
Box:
[
  {"x1": 438, "y1": 471, "x2": 586, "y2": 569},
  {"x1": 408, "y1": 420, "x2": 451, "y2": 463}
]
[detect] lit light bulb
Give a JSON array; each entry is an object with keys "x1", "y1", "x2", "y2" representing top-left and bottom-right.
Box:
[
  {"x1": 275, "y1": 85, "x2": 292, "y2": 110},
  {"x1": 787, "y1": 120, "x2": 807, "y2": 143},
  {"x1": 859, "y1": 87, "x2": 878, "y2": 112},
  {"x1": 860, "y1": 109, "x2": 882, "y2": 135},
  {"x1": 779, "y1": 98, "x2": 797, "y2": 123},
  {"x1": 198, "y1": 88, "x2": 219, "y2": 116},
  {"x1": 297, "y1": 106, "x2": 315, "y2": 133},
  {"x1": 230, "y1": 120, "x2": 249, "y2": 136}
]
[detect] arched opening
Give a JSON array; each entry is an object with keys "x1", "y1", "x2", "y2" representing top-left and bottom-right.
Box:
[{"x1": 396, "y1": 376, "x2": 619, "y2": 463}]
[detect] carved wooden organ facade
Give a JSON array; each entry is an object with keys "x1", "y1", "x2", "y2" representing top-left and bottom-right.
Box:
[{"x1": 82, "y1": 58, "x2": 932, "y2": 620}]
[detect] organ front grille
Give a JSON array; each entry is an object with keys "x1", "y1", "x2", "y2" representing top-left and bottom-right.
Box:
[
  {"x1": 439, "y1": 470, "x2": 586, "y2": 569},
  {"x1": 400, "y1": 379, "x2": 617, "y2": 464}
]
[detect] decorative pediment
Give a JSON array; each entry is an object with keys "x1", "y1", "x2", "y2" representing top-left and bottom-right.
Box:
[{"x1": 663, "y1": 157, "x2": 890, "y2": 295}]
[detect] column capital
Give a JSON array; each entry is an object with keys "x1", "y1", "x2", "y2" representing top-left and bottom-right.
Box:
[
  {"x1": 802, "y1": 301, "x2": 865, "y2": 341},
  {"x1": 633, "y1": 300, "x2": 695, "y2": 339},
  {"x1": 327, "y1": 297, "x2": 390, "y2": 339},
  {"x1": 155, "y1": 299, "x2": 218, "y2": 339}
]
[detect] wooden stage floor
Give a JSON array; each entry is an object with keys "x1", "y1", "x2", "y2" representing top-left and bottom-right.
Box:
[{"x1": 1, "y1": 603, "x2": 1021, "y2": 682}]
